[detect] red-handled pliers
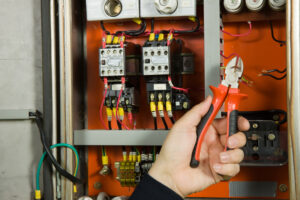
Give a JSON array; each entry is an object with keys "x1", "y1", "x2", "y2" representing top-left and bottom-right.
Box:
[{"x1": 190, "y1": 57, "x2": 247, "y2": 168}]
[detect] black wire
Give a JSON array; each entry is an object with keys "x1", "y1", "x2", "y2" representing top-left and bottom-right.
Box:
[
  {"x1": 170, "y1": 117, "x2": 175, "y2": 124},
  {"x1": 108, "y1": 121, "x2": 112, "y2": 130},
  {"x1": 269, "y1": 21, "x2": 286, "y2": 46},
  {"x1": 264, "y1": 68, "x2": 286, "y2": 74},
  {"x1": 151, "y1": 18, "x2": 154, "y2": 33},
  {"x1": 161, "y1": 117, "x2": 168, "y2": 130},
  {"x1": 153, "y1": 117, "x2": 157, "y2": 130},
  {"x1": 100, "y1": 19, "x2": 147, "y2": 37},
  {"x1": 159, "y1": 17, "x2": 201, "y2": 35},
  {"x1": 261, "y1": 73, "x2": 286, "y2": 80},
  {"x1": 116, "y1": 19, "x2": 147, "y2": 36},
  {"x1": 117, "y1": 120, "x2": 122, "y2": 130},
  {"x1": 31, "y1": 112, "x2": 82, "y2": 184},
  {"x1": 100, "y1": 21, "x2": 110, "y2": 35}
]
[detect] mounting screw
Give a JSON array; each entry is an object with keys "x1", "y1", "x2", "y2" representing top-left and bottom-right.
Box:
[
  {"x1": 253, "y1": 146, "x2": 259, "y2": 152},
  {"x1": 150, "y1": 93, "x2": 155, "y2": 101},
  {"x1": 93, "y1": 182, "x2": 102, "y2": 190},
  {"x1": 166, "y1": 93, "x2": 170, "y2": 100},
  {"x1": 183, "y1": 102, "x2": 188, "y2": 109},
  {"x1": 252, "y1": 123, "x2": 259, "y2": 129},
  {"x1": 273, "y1": 115, "x2": 280, "y2": 121},
  {"x1": 279, "y1": 184, "x2": 288, "y2": 192},
  {"x1": 268, "y1": 133, "x2": 276, "y2": 141}
]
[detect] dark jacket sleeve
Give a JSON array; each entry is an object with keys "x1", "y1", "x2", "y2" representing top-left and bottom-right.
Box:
[{"x1": 129, "y1": 174, "x2": 183, "y2": 200}]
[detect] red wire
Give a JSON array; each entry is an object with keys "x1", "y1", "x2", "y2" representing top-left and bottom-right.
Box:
[
  {"x1": 220, "y1": 52, "x2": 239, "y2": 60},
  {"x1": 99, "y1": 87, "x2": 108, "y2": 130},
  {"x1": 116, "y1": 77, "x2": 130, "y2": 130},
  {"x1": 116, "y1": 88, "x2": 130, "y2": 130},
  {"x1": 222, "y1": 21, "x2": 252, "y2": 37},
  {"x1": 168, "y1": 76, "x2": 189, "y2": 93}
]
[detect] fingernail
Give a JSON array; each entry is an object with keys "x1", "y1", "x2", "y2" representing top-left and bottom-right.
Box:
[
  {"x1": 213, "y1": 164, "x2": 222, "y2": 172},
  {"x1": 220, "y1": 153, "x2": 229, "y2": 162},
  {"x1": 229, "y1": 138, "x2": 238, "y2": 148}
]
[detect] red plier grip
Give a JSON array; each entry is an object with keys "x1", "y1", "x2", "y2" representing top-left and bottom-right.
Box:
[
  {"x1": 190, "y1": 85, "x2": 247, "y2": 168},
  {"x1": 190, "y1": 84, "x2": 228, "y2": 168}
]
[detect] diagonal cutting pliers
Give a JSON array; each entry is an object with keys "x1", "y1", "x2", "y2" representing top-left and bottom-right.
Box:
[{"x1": 190, "y1": 57, "x2": 247, "y2": 168}]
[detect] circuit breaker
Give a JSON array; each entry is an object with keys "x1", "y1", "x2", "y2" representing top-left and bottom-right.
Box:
[
  {"x1": 140, "y1": 0, "x2": 196, "y2": 18},
  {"x1": 86, "y1": 0, "x2": 140, "y2": 21}
]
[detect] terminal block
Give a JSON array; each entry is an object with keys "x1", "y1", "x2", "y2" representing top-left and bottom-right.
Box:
[
  {"x1": 105, "y1": 84, "x2": 139, "y2": 113},
  {"x1": 99, "y1": 43, "x2": 140, "y2": 77},
  {"x1": 115, "y1": 161, "x2": 141, "y2": 187}
]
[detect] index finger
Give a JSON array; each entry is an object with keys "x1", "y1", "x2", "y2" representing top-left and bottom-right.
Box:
[{"x1": 212, "y1": 116, "x2": 250, "y2": 135}]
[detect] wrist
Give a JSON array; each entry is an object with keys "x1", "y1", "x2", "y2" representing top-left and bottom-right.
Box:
[{"x1": 149, "y1": 162, "x2": 185, "y2": 198}]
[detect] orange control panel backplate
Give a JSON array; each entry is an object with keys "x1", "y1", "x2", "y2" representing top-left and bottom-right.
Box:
[{"x1": 86, "y1": 16, "x2": 288, "y2": 199}]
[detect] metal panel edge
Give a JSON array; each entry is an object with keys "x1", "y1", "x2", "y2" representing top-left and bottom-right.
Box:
[{"x1": 74, "y1": 130, "x2": 169, "y2": 146}]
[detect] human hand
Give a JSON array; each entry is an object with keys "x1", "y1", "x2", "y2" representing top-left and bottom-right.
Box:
[{"x1": 149, "y1": 96, "x2": 250, "y2": 198}]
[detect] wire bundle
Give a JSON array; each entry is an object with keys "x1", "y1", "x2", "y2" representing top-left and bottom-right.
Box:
[
  {"x1": 259, "y1": 68, "x2": 286, "y2": 80},
  {"x1": 100, "y1": 19, "x2": 147, "y2": 37},
  {"x1": 35, "y1": 144, "x2": 79, "y2": 199}
]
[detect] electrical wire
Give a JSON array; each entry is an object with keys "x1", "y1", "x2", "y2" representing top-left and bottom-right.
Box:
[
  {"x1": 116, "y1": 79, "x2": 130, "y2": 130},
  {"x1": 36, "y1": 143, "x2": 79, "y2": 191},
  {"x1": 262, "y1": 68, "x2": 286, "y2": 74},
  {"x1": 159, "y1": 17, "x2": 201, "y2": 35},
  {"x1": 168, "y1": 76, "x2": 189, "y2": 93},
  {"x1": 259, "y1": 73, "x2": 286, "y2": 80},
  {"x1": 269, "y1": 21, "x2": 286, "y2": 46},
  {"x1": 116, "y1": 120, "x2": 122, "y2": 130},
  {"x1": 259, "y1": 67, "x2": 287, "y2": 80},
  {"x1": 31, "y1": 112, "x2": 82, "y2": 184},
  {"x1": 222, "y1": 21, "x2": 252, "y2": 37},
  {"x1": 100, "y1": 20, "x2": 147, "y2": 37},
  {"x1": 220, "y1": 52, "x2": 240, "y2": 60},
  {"x1": 100, "y1": 21, "x2": 110, "y2": 35},
  {"x1": 170, "y1": 117, "x2": 175, "y2": 124},
  {"x1": 153, "y1": 117, "x2": 158, "y2": 130},
  {"x1": 100, "y1": 87, "x2": 108, "y2": 130},
  {"x1": 151, "y1": 18, "x2": 154, "y2": 33},
  {"x1": 161, "y1": 117, "x2": 168, "y2": 130},
  {"x1": 108, "y1": 121, "x2": 112, "y2": 130}
]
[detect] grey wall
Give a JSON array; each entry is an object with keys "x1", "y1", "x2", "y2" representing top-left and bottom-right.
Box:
[{"x1": 0, "y1": 0, "x2": 43, "y2": 199}]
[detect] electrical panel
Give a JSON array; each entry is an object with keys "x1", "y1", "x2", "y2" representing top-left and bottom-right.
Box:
[
  {"x1": 84, "y1": 3, "x2": 288, "y2": 197},
  {"x1": 140, "y1": 0, "x2": 196, "y2": 18},
  {"x1": 39, "y1": 0, "x2": 290, "y2": 199},
  {"x1": 86, "y1": 0, "x2": 140, "y2": 21}
]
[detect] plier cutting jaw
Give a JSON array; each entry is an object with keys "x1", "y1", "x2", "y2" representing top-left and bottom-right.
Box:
[{"x1": 190, "y1": 57, "x2": 247, "y2": 168}]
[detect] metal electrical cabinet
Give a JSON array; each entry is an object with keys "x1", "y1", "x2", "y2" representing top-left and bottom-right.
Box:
[{"x1": 40, "y1": 0, "x2": 300, "y2": 199}]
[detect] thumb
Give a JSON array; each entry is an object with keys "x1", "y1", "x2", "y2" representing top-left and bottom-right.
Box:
[{"x1": 176, "y1": 96, "x2": 212, "y2": 128}]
